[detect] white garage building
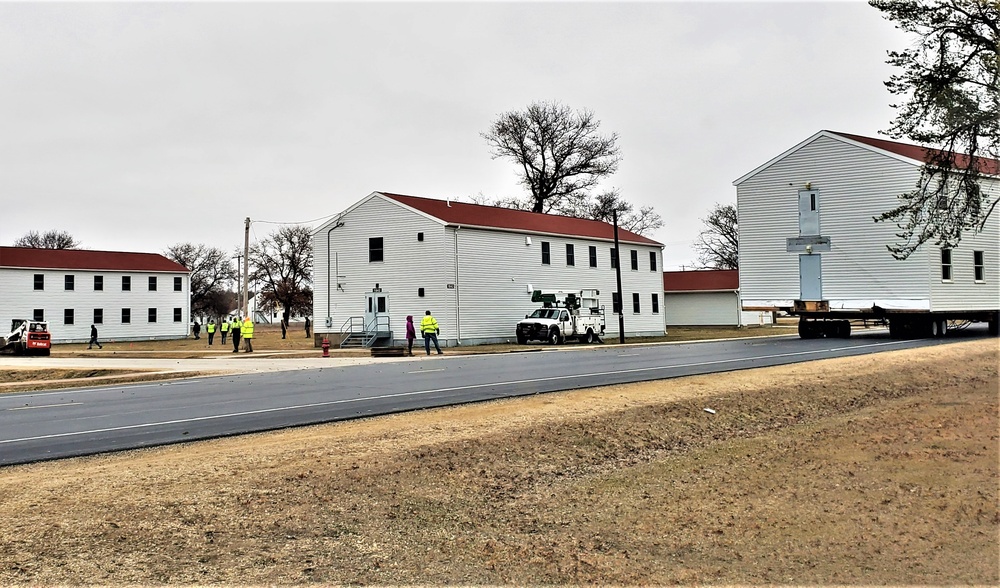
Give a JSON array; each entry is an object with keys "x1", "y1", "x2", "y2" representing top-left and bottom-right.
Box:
[
  {"x1": 0, "y1": 247, "x2": 191, "y2": 343},
  {"x1": 662, "y1": 269, "x2": 772, "y2": 327},
  {"x1": 313, "y1": 192, "x2": 667, "y2": 346}
]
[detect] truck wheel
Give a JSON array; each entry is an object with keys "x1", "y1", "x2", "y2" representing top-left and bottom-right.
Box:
[
  {"x1": 548, "y1": 328, "x2": 560, "y2": 345},
  {"x1": 581, "y1": 329, "x2": 594, "y2": 344},
  {"x1": 516, "y1": 333, "x2": 527, "y2": 345}
]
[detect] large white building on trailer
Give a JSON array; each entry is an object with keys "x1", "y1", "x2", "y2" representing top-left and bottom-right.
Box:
[
  {"x1": 312, "y1": 192, "x2": 667, "y2": 346},
  {"x1": 734, "y1": 130, "x2": 999, "y2": 338},
  {"x1": 0, "y1": 247, "x2": 191, "y2": 343}
]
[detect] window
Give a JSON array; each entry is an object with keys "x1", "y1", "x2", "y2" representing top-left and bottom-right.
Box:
[
  {"x1": 649, "y1": 251, "x2": 657, "y2": 271},
  {"x1": 612, "y1": 292, "x2": 622, "y2": 314},
  {"x1": 417, "y1": 232, "x2": 424, "y2": 242},
  {"x1": 64, "y1": 309, "x2": 74, "y2": 325},
  {"x1": 122, "y1": 276, "x2": 131, "y2": 291},
  {"x1": 589, "y1": 246, "x2": 598, "y2": 268},
  {"x1": 94, "y1": 309, "x2": 103, "y2": 324},
  {"x1": 418, "y1": 287, "x2": 425, "y2": 297},
  {"x1": 65, "y1": 275, "x2": 74, "y2": 291},
  {"x1": 148, "y1": 308, "x2": 157, "y2": 323},
  {"x1": 974, "y1": 251, "x2": 985, "y2": 282},
  {"x1": 122, "y1": 308, "x2": 131, "y2": 324},
  {"x1": 34, "y1": 274, "x2": 44, "y2": 290},
  {"x1": 148, "y1": 276, "x2": 157, "y2": 291},
  {"x1": 33, "y1": 309, "x2": 44, "y2": 321},
  {"x1": 610, "y1": 248, "x2": 618, "y2": 269},
  {"x1": 941, "y1": 249, "x2": 953, "y2": 281},
  {"x1": 174, "y1": 308, "x2": 183, "y2": 322},
  {"x1": 94, "y1": 275, "x2": 103, "y2": 291},
  {"x1": 174, "y1": 277, "x2": 182, "y2": 292},
  {"x1": 541, "y1": 241, "x2": 551, "y2": 265},
  {"x1": 566, "y1": 244, "x2": 575, "y2": 266},
  {"x1": 632, "y1": 293, "x2": 641, "y2": 313},
  {"x1": 630, "y1": 250, "x2": 638, "y2": 271},
  {"x1": 651, "y1": 293, "x2": 660, "y2": 314},
  {"x1": 369, "y1": 237, "x2": 384, "y2": 262}
]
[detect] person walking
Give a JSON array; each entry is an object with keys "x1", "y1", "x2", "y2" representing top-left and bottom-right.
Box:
[
  {"x1": 230, "y1": 316, "x2": 241, "y2": 353},
  {"x1": 192, "y1": 320, "x2": 201, "y2": 340},
  {"x1": 220, "y1": 318, "x2": 229, "y2": 345},
  {"x1": 87, "y1": 324, "x2": 103, "y2": 349},
  {"x1": 206, "y1": 319, "x2": 216, "y2": 346},
  {"x1": 280, "y1": 318, "x2": 287, "y2": 339},
  {"x1": 405, "y1": 315, "x2": 416, "y2": 356},
  {"x1": 420, "y1": 310, "x2": 442, "y2": 355},
  {"x1": 304, "y1": 317, "x2": 311, "y2": 338},
  {"x1": 241, "y1": 315, "x2": 254, "y2": 353}
]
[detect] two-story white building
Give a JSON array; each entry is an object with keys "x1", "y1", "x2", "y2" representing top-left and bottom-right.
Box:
[
  {"x1": 0, "y1": 247, "x2": 191, "y2": 343},
  {"x1": 735, "y1": 130, "x2": 999, "y2": 336},
  {"x1": 312, "y1": 192, "x2": 667, "y2": 346}
]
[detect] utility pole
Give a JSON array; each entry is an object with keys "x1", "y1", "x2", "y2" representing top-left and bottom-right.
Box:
[
  {"x1": 234, "y1": 253, "x2": 243, "y2": 314},
  {"x1": 243, "y1": 217, "x2": 251, "y2": 317},
  {"x1": 612, "y1": 209, "x2": 625, "y2": 344}
]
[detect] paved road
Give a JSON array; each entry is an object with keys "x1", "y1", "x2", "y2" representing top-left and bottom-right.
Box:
[{"x1": 0, "y1": 328, "x2": 989, "y2": 466}]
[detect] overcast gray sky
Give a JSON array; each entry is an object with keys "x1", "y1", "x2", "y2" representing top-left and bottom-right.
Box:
[{"x1": 0, "y1": 1, "x2": 910, "y2": 270}]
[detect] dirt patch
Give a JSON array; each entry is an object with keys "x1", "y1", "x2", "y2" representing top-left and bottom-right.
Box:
[
  {"x1": 0, "y1": 368, "x2": 212, "y2": 393},
  {"x1": 0, "y1": 339, "x2": 996, "y2": 584}
]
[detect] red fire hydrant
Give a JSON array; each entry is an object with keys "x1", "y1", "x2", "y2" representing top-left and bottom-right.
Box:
[{"x1": 321, "y1": 337, "x2": 330, "y2": 358}]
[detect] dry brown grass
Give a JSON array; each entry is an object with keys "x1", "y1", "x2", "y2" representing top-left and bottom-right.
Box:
[{"x1": 0, "y1": 338, "x2": 996, "y2": 585}]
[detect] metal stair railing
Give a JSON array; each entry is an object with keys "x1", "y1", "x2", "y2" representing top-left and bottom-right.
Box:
[{"x1": 339, "y1": 315, "x2": 392, "y2": 348}]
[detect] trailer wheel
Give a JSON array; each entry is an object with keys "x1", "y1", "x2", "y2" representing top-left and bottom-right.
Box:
[
  {"x1": 930, "y1": 319, "x2": 947, "y2": 338},
  {"x1": 581, "y1": 329, "x2": 594, "y2": 344},
  {"x1": 988, "y1": 316, "x2": 998, "y2": 337},
  {"x1": 835, "y1": 320, "x2": 851, "y2": 338},
  {"x1": 797, "y1": 320, "x2": 820, "y2": 339}
]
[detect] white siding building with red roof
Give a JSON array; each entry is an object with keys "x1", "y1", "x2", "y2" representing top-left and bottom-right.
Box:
[
  {"x1": 662, "y1": 269, "x2": 773, "y2": 327},
  {"x1": 312, "y1": 192, "x2": 667, "y2": 346},
  {"x1": 0, "y1": 247, "x2": 191, "y2": 343},
  {"x1": 735, "y1": 130, "x2": 999, "y2": 315}
]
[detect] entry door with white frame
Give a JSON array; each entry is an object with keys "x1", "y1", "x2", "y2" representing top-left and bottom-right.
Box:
[
  {"x1": 799, "y1": 254, "x2": 822, "y2": 301},
  {"x1": 364, "y1": 291, "x2": 389, "y2": 330}
]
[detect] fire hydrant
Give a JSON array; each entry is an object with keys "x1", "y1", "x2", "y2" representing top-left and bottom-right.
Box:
[{"x1": 321, "y1": 337, "x2": 330, "y2": 358}]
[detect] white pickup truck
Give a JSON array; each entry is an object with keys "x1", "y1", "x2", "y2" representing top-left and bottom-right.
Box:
[{"x1": 515, "y1": 289, "x2": 606, "y2": 345}]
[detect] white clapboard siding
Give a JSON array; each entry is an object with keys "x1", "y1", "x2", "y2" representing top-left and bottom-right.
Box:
[
  {"x1": 736, "y1": 131, "x2": 999, "y2": 312},
  {"x1": 0, "y1": 268, "x2": 190, "y2": 342},
  {"x1": 664, "y1": 292, "x2": 740, "y2": 326},
  {"x1": 313, "y1": 193, "x2": 667, "y2": 345}
]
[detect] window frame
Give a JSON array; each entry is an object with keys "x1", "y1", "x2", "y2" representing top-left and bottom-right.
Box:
[
  {"x1": 174, "y1": 277, "x2": 182, "y2": 292},
  {"x1": 33, "y1": 274, "x2": 44, "y2": 291},
  {"x1": 610, "y1": 248, "x2": 618, "y2": 269},
  {"x1": 941, "y1": 248, "x2": 953, "y2": 281},
  {"x1": 974, "y1": 250, "x2": 985, "y2": 282},
  {"x1": 148, "y1": 276, "x2": 157, "y2": 291},
  {"x1": 94, "y1": 275, "x2": 104, "y2": 291},
  {"x1": 369, "y1": 237, "x2": 384, "y2": 263},
  {"x1": 94, "y1": 308, "x2": 103, "y2": 324},
  {"x1": 632, "y1": 292, "x2": 641, "y2": 314},
  {"x1": 33, "y1": 309, "x2": 44, "y2": 321},
  {"x1": 589, "y1": 246, "x2": 598, "y2": 268},
  {"x1": 630, "y1": 250, "x2": 638, "y2": 271},
  {"x1": 174, "y1": 307, "x2": 183, "y2": 322},
  {"x1": 612, "y1": 292, "x2": 622, "y2": 314},
  {"x1": 541, "y1": 241, "x2": 551, "y2": 265},
  {"x1": 122, "y1": 308, "x2": 131, "y2": 324},
  {"x1": 64, "y1": 308, "x2": 74, "y2": 325},
  {"x1": 649, "y1": 251, "x2": 657, "y2": 272},
  {"x1": 64, "y1": 275, "x2": 75, "y2": 291},
  {"x1": 651, "y1": 293, "x2": 660, "y2": 314},
  {"x1": 122, "y1": 276, "x2": 131, "y2": 291},
  {"x1": 565, "y1": 243, "x2": 575, "y2": 266}
]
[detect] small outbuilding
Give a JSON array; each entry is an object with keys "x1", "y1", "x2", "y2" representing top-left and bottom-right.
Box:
[
  {"x1": 0, "y1": 247, "x2": 191, "y2": 343},
  {"x1": 662, "y1": 269, "x2": 772, "y2": 327},
  {"x1": 312, "y1": 192, "x2": 667, "y2": 346}
]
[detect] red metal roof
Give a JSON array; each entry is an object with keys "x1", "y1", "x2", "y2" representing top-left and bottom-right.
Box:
[
  {"x1": 0, "y1": 247, "x2": 190, "y2": 272},
  {"x1": 830, "y1": 131, "x2": 1000, "y2": 176},
  {"x1": 380, "y1": 192, "x2": 662, "y2": 246},
  {"x1": 663, "y1": 269, "x2": 738, "y2": 292}
]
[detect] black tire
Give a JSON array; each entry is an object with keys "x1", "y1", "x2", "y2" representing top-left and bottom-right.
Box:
[
  {"x1": 798, "y1": 320, "x2": 819, "y2": 339},
  {"x1": 836, "y1": 320, "x2": 851, "y2": 338},
  {"x1": 548, "y1": 328, "x2": 560, "y2": 345},
  {"x1": 39, "y1": 347, "x2": 51, "y2": 356},
  {"x1": 516, "y1": 333, "x2": 527, "y2": 345},
  {"x1": 989, "y1": 318, "x2": 999, "y2": 337},
  {"x1": 581, "y1": 329, "x2": 594, "y2": 344}
]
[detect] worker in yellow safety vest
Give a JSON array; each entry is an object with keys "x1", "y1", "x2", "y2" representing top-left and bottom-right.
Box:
[
  {"x1": 206, "y1": 320, "x2": 216, "y2": 345},
  {"x1": 241, "y1": 316, "x2": 254, "y2": 353},
  {"x1": 419, "y1": 310, "x2": 442, "y2": 355},
  {"x1": 219, "y1": 318, "x2": 230, "y2": 345}
]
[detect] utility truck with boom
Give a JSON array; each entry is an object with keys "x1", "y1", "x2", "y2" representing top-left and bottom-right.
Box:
[
  {"x1": 516, "y1": 289, "x2": 605, "y2": 345},
  {"x1": 1, "y1": 319, "x2": 51, "y2": 356}
]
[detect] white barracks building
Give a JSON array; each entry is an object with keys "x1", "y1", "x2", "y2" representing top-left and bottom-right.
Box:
[{"x1": 0, "y1": 247, "x2": 191, "y2": 343}]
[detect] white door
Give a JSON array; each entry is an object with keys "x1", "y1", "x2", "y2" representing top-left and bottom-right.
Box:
[
  {"x1": 799, "y1": 254, "x2": 822, "y2": 301},
  {"x1": 364, "y1": 291, "x2": 389, "y2": 331}
]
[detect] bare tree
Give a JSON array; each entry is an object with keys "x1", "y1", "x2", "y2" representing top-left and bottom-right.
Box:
[
  {"x1": 164, "y1": 243, "x2": 238, "y2": 318},
  {"x1": 580, "y1": 190, "x2": 664, "y2": 236},
  {"x1": 13, "y1": 230, "x2": 80, "y2": 249},
  {"x1": 482, "y1": 101, "x2": 621, "y2": 213},
  {"x1": 693, "y1": 203, "x2": 738, "y2": 270},
  {"x1": 870, "y1": 0, "x2": 999, "y2": 258},
  {"x1": 249, "y1": 226, "x2": 313, "y2": 326}
]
